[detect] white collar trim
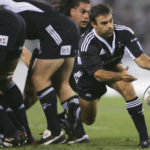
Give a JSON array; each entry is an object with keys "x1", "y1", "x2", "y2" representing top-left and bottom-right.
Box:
[{"x1": 93, "y1": 29, "x2": 116, "y2": 55}]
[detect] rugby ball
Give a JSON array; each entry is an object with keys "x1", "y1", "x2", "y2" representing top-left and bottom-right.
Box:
[{"x1": 143, "y1": 85, "x2": 150, "y2": 105}]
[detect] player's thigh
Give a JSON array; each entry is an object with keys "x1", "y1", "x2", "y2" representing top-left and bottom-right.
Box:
[
  {"x1": 52, "y1": 57, "x2": 75, "y2": 100},
  {"x1": 108, "y1": 81, "x2": 136, "y2": 101},
  {"x1": 79, "y1": 96, "x2": 98, "y2": 124},
  {"x1": 52, "y1": 57, "x2": 74, "y2": 85},
  {"x1": 32, "y1": 58, "x2": 64, "y2": 80},
  {"x1": 54, "y1": 57, "x2": 74, "y2": 81}
]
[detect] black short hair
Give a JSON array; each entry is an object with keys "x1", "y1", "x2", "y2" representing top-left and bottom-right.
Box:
[
  {"x1": 58, "y1": 0, "x2": 91, "y2": 16},
  {"x1": 89, "y1": 4, "x2": 112, "y2": 24}
]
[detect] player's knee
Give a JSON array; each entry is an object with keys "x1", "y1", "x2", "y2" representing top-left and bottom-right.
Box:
[
  {"x1": 56, "y1": 82, "x2": 71, "y2": 96},
  {"x1": 83, "y1": 117, "x2": 96, "y2": 125}
]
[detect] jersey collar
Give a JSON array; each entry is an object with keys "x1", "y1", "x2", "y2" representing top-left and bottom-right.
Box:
[{"x1": 93, "y1": 29, "x2": 116, "y2": 55}]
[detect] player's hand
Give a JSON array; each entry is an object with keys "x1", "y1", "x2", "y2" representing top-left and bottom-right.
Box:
[{"x1": 120, "y1": 66, "x2": 137, "y2": 82}]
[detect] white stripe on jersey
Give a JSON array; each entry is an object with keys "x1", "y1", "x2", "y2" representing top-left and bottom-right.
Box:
[
  {"x1": 125, "y1": 47, "x2": 136, "y2": 60},
  {"x1": 0, "y1": 0, "x2": 44, "y2": 13},
  {"x1": 137, "y1": 41, "x2": 143, "y2": 51},
  {"x1": 114, "y1": 24, "x2": 134, "y2": 35},
  {"x1": 81, "y1": 30, "x2": 94, "y2": 52},
  {"x1": 46, "y1": 25, "x2": 62, "y2": 45}
]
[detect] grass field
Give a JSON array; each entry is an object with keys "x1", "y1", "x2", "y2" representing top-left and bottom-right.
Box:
[{"x1": 3, "y1": 96, "x2": 150, "y2": 150}]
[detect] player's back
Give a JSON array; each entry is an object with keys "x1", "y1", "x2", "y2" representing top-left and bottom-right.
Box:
[
  {"x1": 0, "y1": 0, "x2": 56, "y2": 13},
  {"x1": 0, "y1": 0, "x2": 72, "y2": 39}
]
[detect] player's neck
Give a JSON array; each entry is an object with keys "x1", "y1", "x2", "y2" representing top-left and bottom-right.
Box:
[{"x1": 105, "y1": 36, "x2": 113, "y2": 46}]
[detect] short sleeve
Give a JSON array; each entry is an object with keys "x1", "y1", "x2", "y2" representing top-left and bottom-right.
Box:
[{"x1": 122, "y1": 28, "x2": 143, "y2": 59}]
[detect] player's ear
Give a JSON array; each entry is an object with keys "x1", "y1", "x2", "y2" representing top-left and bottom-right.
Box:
[
  {"x1": 70, "y1": 8, "x2": 76, "y2": 17},
  {"x1": 91, "y1": 21, "x2": 97, "y2": 28}
]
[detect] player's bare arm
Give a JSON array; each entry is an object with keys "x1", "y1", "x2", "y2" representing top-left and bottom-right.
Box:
[
  {"x1": 135, "y1": 53, "x2": 150, "y2": 69},
  {"x1": 94, "y1": 66, "x2": 137, "y2": 82}
]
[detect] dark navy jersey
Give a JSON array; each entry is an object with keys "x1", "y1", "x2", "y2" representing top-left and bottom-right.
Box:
[
  {"x1": 0, "y1": 0, "x2": 79, "y2": 59},
  {"x1": 76, "y1": 24, "x2": 143, "y2": 76},
  {"x1": 0, "y1": 0, "x2": 72, "y2": 39},
  {"x1": 0, "y1": 7, "x2": 26, "y2": 60}
]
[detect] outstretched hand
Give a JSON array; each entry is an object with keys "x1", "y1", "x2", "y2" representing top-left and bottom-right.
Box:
[{"x1": 121, "y1": 66, "x2": 137, "y2": 82}]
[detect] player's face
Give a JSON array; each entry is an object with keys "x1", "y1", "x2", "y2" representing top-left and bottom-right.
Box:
[
  {"x1": 70, "y1": 2, "x2": 91, "y2": 29},
  {"x1": 92, "y1": 13, "x2": 114, "y2": 39}
]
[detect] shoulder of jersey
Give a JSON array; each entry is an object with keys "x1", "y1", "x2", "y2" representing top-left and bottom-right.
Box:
[{"x1": 114, "y1": 24, "x2": 134, "y2": 34}]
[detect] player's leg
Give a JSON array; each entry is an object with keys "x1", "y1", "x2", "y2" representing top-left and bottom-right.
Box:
[
  {"x1": 0, "y1": 9, "x2": 31, "y2": 146},
  {"x1": 32, "y1": 14, "x2": 79, "y2": 144},
  {"x1": 5, "y1": 11, "x2": 35, "y2": 145},
  {"x1": 0, "y1": 56, "x2": 29, "y2": 146},
  {"x1": 31, "y1": 58, "x2": 66, "y2": 144},
  {"x1": 79, "y1": 97, "x2": 98, "y2": 125},
  {"x1": 72, "y1": 68, "x2": 107, "y2": 126},
  {"x1": 23, "y1": 48, "x2": 39, "y2": 109},
  {"x1": 108, "y1": 81, "x2": 150, "y2": 148},
  {"x1": 52, "y1": 57, "x2": 75, "y2": 100},
  {"x1": 63, "y1": 95, "x2": 99, "y2": 126},
  {"x1": 0, "y1": 93, "x2": 17, "y2": 139},
  {"x1": 52, "y1": 57, "x2": 89, "y2": 143},
  {"x1": 4, "y1": 95, "x2": 22, "y2": 131},
  {"x1": 53, "y1": 58, "x2": 97, "y2": 124}
]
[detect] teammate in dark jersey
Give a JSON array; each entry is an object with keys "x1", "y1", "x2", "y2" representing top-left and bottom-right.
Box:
[
  {"x1": 68, "y1": 4, "x2": 150, "y2": 149},
  {"x1": 21, "y1": 0, "x2": 91, "y2": 144},
  {"x1": 23, "y1": 0, "x2": 91, "y2": 109},
  {"x1": 0, "y1": 7, "x2": 32, "y2": 147},
  {"x1": 56, "y1": 0, "x2": 91, "y2": 144},
  {"x1": 0, "y1": 0, "x2": 81, "y2": 145}
]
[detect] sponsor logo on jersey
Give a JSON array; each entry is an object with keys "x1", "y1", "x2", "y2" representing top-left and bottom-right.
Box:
[
  {"x1": 0, "y1": 35, "x2": 8, "y2": 46},
  {"x1": 74, "y1": 71, "x2": 83, "y2": 83},
  {"x1": 99, "y1": 48, "x2": 107, "y2": 55},
  {"x1": 118, "y1": 41, "x2": 124, "y2": 48},
  {"x1": 60, "y1": 45, "x2": 71, "y2": 55}
]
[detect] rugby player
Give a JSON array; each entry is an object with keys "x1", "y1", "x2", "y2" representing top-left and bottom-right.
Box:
[
  {"x1": 0, "y1": 6, "x2": 32, "y2": 147},
  {"x1": 22, "y1": 0, "x2": 91, "y2": 144},
  {"x1": 68, "y1": 4, "x2": 150, "y2": 148},
  {"x1": 56, "y1": 0, "x2": 91, "y2": 144},
  {"x1": 0, "y1": 0, "x2": 80, "y2": 145}
]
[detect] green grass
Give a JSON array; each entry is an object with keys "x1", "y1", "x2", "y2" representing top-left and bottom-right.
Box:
[{"x1": 3, "y1": 96, "x2": 150, "y2": 150}]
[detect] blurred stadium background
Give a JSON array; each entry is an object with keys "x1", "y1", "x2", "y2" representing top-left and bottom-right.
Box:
[{"x1": 14, "y1": 0, "x2": 150, "y2": 97}]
